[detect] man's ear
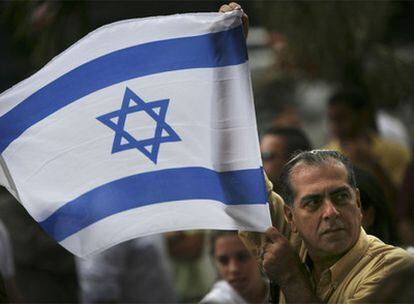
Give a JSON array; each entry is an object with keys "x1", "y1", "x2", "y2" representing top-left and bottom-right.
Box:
[
  {"x1": 284, "y1": 204, "x2": 297, "y2": 233},
  {"x1": 355, "y1": 188, "x2": 363, "y2": 220},
  {"x1": 355, "y1": 188, "x2": 362, "y2": 209}
]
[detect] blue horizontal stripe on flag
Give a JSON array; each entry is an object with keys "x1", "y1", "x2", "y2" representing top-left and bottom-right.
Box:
[
  {"x1": 39, "y1": 166, "x2": 266, "y2": 242},
  {"x1": 0, "y1": 25, "x2": 247, "y2": 153}
]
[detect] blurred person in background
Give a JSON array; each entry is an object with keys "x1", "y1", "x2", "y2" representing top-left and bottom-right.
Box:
[
  {"x1": 166, "y1": 231, "x2": 216, "y2": 303},
  {"x1": 0, "y1": 278, "x2": 7, "y2": 303},
  {"x1": 260, "y1": 127, "x2": 312, "y2": 190},
  {"x1": 253, "y1": 79, "x2": 302, "y2": 132},
  {"x1": 270, "y1": 103, "x2": 301, "y2": 129},
  {"x1": 77, "y1": 235, "x2": 176, "y2": 303},
  {"x1": 354, "y1": 167, "x2": 399, "y2": 245},
  {"x1": 0, "y1": 188, "x2": 78, "y2": 302},
  {"x1": 376, "y1": 108, "x2": 411, "y2": 149},
  {"x1": 200, "y1": 231, "x2": 268, "y2": 304},
  {"x1": 0, "y1": 220, "x2": 22, "y2": 302},
  {"x1": 0, "y1": 3, "x2": 89, "y2": 301},
  {"x1": 396, "y1": 156, "x2": 414, "y2": 248},
  {"x1": 325, "y1": 87, "x2": 411, "y2": 203}
]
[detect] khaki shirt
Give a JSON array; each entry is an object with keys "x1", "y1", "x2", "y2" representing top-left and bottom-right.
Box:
[{"x1": 240, "y1": 177, "x2": 414, "y2": 303}]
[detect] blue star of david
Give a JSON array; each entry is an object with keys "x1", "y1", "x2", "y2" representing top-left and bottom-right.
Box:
[{"x1": 97, "y1": 87, "x2": 181, "y2": 164}]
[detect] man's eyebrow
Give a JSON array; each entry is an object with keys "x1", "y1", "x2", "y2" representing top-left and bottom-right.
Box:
[
  {"x1": 299, "y1": 186, "x2": 351, "y2": 205},
  {"x1": 300, "y1": 194, "x2": 321, "y2": 205},
  {"x1": 329, "y1": 186, "x2": 351, "y2": 196}
]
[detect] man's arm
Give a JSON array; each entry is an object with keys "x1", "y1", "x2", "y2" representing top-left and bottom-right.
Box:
[
  {"x1": 218, "y1": 4, "x2": 319, "y2": 302},
  {"x1": 263, "y1": 227, "x2": 322, "y2": 303}
]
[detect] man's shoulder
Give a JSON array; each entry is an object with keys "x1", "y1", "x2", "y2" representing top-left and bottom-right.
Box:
[
  {"x1": 333, "y1": 237, "x2": 414, "y2": 303},
  {"x1": 365, "y1": 235, "x2": 414, "y2": 271}
]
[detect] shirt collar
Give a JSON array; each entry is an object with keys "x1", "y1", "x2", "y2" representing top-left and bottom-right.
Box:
[
  {"x1": 303, "y1": 228, "x2": 369, "y2": 300},
  {"x1": 329, "y1": 228, "x2": 369, "y2": 287}
]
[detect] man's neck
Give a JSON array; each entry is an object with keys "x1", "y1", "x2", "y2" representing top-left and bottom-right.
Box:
[{"x1": 311, "y1": 255, "x2": 342, "y2": 282}]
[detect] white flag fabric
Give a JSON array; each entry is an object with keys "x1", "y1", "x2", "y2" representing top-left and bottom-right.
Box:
[{"x1": 0, "y1": 11, "x2": 271, "y2": 257}]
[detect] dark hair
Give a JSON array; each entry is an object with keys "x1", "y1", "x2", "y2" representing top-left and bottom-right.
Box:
[
  {"x1": 278, "y1": 150, "x2": 356, "y2": 206},
  {"x1": 354, "y1": 167, "x2": 398, "y2": 244},
  {"x1": 328, "y1": 87, "x2": 371, "y2": 112},
  {"x1": 210, "y1": 230, "x2": 238, "y2": 256},
  {"x1": 262, "y1": 127, "x2": 312, "y2": 159}
]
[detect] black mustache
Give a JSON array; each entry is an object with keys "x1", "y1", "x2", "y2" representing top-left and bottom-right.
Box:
[{"x1": 320, "y1": 222, "x2": 346, "y2": 234}]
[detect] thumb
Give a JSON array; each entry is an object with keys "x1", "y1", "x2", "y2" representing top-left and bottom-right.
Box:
[{"x1": 265, "y1": 226, "x2": 283, "y2": 243}]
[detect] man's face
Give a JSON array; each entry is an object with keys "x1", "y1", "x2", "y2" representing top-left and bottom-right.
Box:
[
  {"x1": 261, "y1": 134, "x2": 287, "y2": 186},
  {"x1": 214, "y1": 234, "x2": 262, "y2": 296},
  {"x1": 285, "y1": 161, "x2": 362, "y2": 262},
  {"x1": 328, "y1": 103, "x2": 360, "y2": 140}
]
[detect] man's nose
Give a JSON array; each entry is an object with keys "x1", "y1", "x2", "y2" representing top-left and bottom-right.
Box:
[{"x1": 322, "y1": 199, "x2": 340, "y2": 219}]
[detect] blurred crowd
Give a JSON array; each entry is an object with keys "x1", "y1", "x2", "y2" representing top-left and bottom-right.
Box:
[{"x1": 1, "y1": 1, "x2": 414, "y2": 303}]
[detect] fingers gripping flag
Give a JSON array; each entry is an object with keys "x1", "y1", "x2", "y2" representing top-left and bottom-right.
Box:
[{"x1": 0, "y1": 11, "x2": 271, "y2": 257}]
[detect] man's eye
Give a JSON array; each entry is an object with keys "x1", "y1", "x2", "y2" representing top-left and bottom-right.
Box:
[
  {"x1": 333, "y1": 192, "x2": 350, "y2": 203},
  {"x1": 303, "y1": 199, "x2": 320, "y2": 210}
]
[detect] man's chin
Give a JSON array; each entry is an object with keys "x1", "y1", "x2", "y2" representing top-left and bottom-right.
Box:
[{"x1": 321, "y1": 240, "x2": 353, "y2": 257}]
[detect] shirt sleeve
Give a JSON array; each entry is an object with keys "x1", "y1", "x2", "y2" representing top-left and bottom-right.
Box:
[{"x1": 346, "y1": 250, "x2": 414, "y2": 303}]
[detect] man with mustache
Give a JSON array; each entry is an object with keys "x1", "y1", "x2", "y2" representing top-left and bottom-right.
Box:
[
  {"x1": 218, "y1": 4, "x2": 414, "y2": 302},
  {"x1": 242, "y1": 150, "x2": 414, "y2": 303}
]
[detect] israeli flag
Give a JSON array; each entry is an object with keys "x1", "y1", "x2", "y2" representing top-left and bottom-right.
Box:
[{"x1": 0, "y1": 11, "x2": 271, "y2": 257}]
